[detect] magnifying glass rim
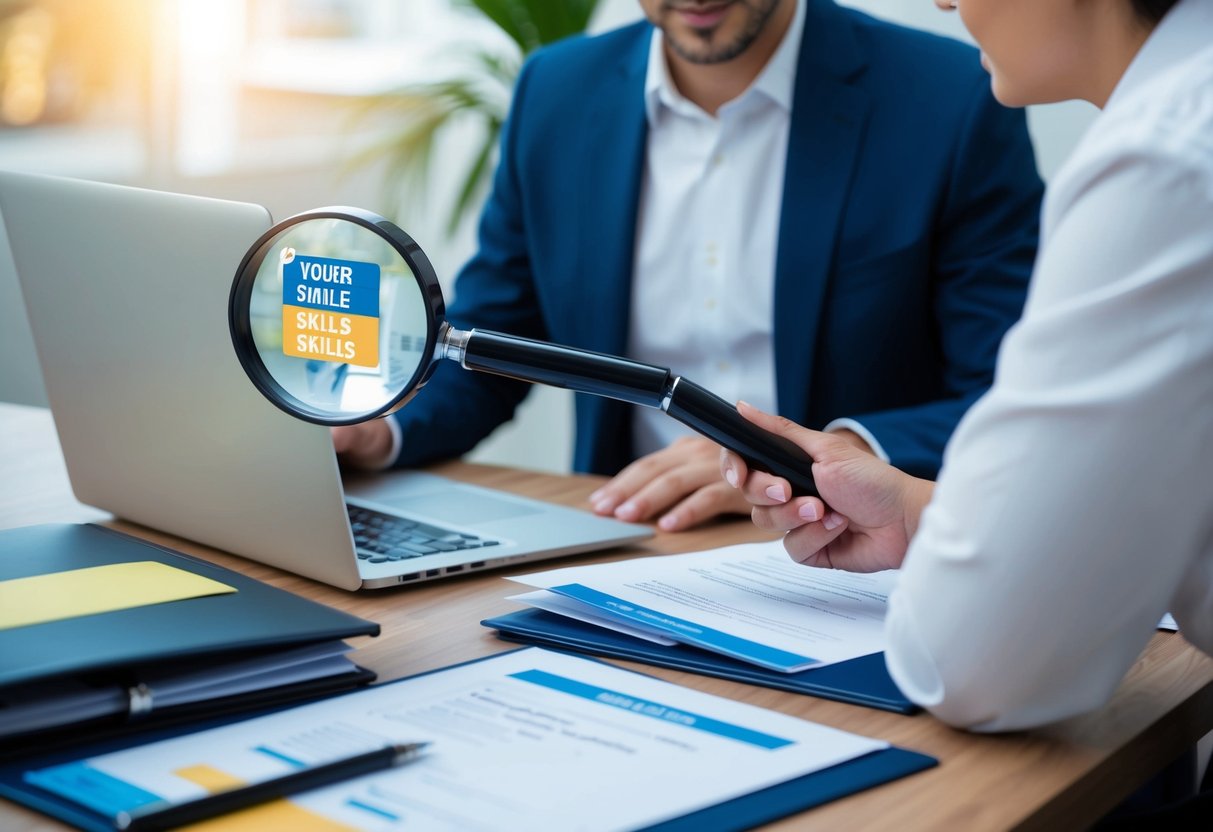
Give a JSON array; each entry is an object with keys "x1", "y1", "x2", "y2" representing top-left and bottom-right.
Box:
[{"x1": 228, "y1": 206, "x2": 445, "y2": 427}]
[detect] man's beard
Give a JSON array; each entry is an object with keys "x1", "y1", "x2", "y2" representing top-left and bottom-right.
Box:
[{"x1": 660, "y1": 0, "x2": 782, "y2": 65}]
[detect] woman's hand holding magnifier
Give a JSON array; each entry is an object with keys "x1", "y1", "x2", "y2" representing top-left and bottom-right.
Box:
[{"x1": 720, "y1": 402, "x2": 935, "y2": 573}]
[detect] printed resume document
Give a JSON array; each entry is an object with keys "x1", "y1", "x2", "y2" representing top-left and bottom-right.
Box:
[
  {"x1": 25, "y1": 648, "x2": 888, "y2": 831},
  {"x1": 508, "y1": 539, "x2": 898, "y2": 672}
]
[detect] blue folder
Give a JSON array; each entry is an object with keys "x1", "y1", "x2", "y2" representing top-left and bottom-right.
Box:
[
  {"x1": 483, "y1": 608, "x2": 916, "y2": 714},
  {"x1": 0, "y1": 649, "x2": 935, "y2": 831},
  {"x1": 0, "y1": 524, "x2": 379, "y2": 761}
]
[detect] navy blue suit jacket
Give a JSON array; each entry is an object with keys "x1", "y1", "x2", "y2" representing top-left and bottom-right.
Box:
[{"x1": 392, "y1": 0, "x2": 1043, "y2": 479}]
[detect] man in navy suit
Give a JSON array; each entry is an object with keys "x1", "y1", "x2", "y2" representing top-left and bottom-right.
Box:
[{"x1": 334, "y1": 0, "x2": 1042, "y2": 532}]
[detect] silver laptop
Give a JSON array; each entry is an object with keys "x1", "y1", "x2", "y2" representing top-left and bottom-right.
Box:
[{"x1": 0, "y1": 172, "x2": 651, "y2": 590}]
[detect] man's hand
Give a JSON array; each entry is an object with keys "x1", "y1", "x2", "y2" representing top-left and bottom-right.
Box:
[
  {"x1": 331, "y1": 420, "x2": 393, "y2": 470},
  {"x1": 588, "y1": 436, "x2": 751, "y2": 531},
  {"x1": 720, "y1": 402, "x2": 934, "y2": 572}
]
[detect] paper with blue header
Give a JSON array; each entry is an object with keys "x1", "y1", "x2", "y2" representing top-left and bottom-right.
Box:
[
  {"x1": 24, "y1": 649, "x2": 887, "y2": 832},
  {"x1": 508, "y1": 540, "x2": 896, "y2": 673}
]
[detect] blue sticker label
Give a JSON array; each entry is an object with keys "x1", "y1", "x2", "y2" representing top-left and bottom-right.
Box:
[
  {"x1": 24, "y1": 763, "x2": 164, "y2": 817},
  {"x1": 281, "y1": 252, "x2": 380, "y2": 318}
]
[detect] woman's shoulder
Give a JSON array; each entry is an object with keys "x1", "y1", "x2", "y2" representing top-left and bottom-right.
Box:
[
  {"x1": 1098, "y1": 46, "x2": 1213, "y2": 171},
  {"x1": 1048, "y1": 47, "x2": 1213, "y2": 219}
]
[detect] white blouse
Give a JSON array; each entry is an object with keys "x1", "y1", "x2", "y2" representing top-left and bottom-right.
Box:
[{"x1": 885, "y1": 0, "x2": 1213, "y2": 731}]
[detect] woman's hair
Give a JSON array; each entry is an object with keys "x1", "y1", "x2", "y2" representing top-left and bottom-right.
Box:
[{"x1": 1130, "y1": 0, "x2": 1180, "y2": 24}]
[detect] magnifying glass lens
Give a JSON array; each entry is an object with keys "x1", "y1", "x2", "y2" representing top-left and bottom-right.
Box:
[{"x1": 234, "y1": 215, "x2": 435, "y2": 424}]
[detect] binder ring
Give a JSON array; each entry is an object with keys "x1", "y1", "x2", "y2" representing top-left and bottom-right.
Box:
[{"x1": 127, "y1": 683, "x2": 154, "y2": 720}]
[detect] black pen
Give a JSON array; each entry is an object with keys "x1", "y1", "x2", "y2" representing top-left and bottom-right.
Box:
[{"x1": 113, "y1": 741, "x2": 430, "y2": 831}]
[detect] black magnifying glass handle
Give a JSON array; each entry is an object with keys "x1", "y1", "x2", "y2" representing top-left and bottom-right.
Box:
[
  {"x1": 445, "y1": 326, "x2": 819, "y2": 498},
  {"x1": 448, "y1": 327, "x2": 671, "y2": 408},
  {"x1": 661, "y1": 378, "x2": 819, "y2": 499}
]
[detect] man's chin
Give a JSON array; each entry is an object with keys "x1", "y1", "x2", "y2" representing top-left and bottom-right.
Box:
[{"x1": 665, "y1": 28, "x2": 742, "y2": 65}]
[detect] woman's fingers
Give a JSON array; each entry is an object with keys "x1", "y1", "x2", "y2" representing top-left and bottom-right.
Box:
[
  {"x1": 782, "y1": 514, "x2": 851, "y2": 567},
  {"x1": 750, "y1": 497, "x2": 828, "y2": 533},
  {"x1": 720, "y1": 447, "x2": 798, "y2": 506}
]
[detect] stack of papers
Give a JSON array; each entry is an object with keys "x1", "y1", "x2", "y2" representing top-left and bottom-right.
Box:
[
  {"x1": 0, "y1": 642, "x2": 359, "y2": 740},
  {"x1": 507, "y1": 540, "x2": 898, "y2": 673}
]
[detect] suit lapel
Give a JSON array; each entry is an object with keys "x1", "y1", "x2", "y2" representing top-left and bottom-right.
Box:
[
  {"x1": 774, "y1": 1, "x2": 870, "y2": 422},
  {"x1": 576, "y1": 29, "x2": 650, "y2": 356}
]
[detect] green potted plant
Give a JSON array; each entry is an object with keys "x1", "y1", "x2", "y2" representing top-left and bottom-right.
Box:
[{"x1": 350, "y1": 0, "x2": 600, "y2": 236}]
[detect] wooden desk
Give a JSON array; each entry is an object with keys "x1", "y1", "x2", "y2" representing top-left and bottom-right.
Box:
[{"x1": 3, "y1": 401, "x2": 1212, "y2": 831}]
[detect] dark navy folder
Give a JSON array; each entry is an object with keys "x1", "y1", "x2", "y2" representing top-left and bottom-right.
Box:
[
  {"x1": 0, "y1": 524, "x2": 379, "y2": 759},
  {"x1": 483, "y1": 608, "x2": 916, "y2": 714},
  {"x1": 0, "y1": 648, "x2": 934, "y2": 832}
]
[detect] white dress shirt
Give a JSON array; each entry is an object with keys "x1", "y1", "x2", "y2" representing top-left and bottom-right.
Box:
[
  {"x1": 885, "y1": 0, "x2": 1213, "y2": 731},
  {"x1": 627, "y1": 1, "x2": 803, "y2": 458}
]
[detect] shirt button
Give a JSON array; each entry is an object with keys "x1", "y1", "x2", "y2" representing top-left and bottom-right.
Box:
[
  {"x1": 717, "y1": 361, "x2": 731, "y2": 372},
  {"x1": 704, "y1": 298, "x2": 717, "y2": 310},
  {"x1": 711, "y1": 153, "x2": 725, "y2": 167},
  {"x1": 706, "y1": 255, "x2": 718, "y2": 267}
]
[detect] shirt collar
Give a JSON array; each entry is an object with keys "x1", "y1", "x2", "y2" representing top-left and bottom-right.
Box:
[
  {"x1": 643, "y1": 0, "x2": 806, "y2": 125},
  {"x1": 1106, "y1": 0, "x2": 1213, "y2": 112}
]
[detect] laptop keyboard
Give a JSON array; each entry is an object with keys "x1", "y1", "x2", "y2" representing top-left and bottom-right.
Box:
[{"x1": 347, "y1": 505, "x2": 499, "y2": 564}]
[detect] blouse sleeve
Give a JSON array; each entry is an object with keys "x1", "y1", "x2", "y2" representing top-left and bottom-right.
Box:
[{"x1": 884, "y1": 144, "x2": 1213, "y2": 731}]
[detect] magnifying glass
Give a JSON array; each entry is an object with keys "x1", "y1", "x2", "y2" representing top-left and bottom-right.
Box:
[{"x1": 229, "y1": 208, "x2": 818, "y2": 497}]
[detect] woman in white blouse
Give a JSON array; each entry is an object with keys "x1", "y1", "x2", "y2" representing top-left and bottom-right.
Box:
[{"x1": 722, "y1": 0, "x2": 1213, "y2": 732}]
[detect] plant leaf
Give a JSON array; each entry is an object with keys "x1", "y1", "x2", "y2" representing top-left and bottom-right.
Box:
[
  {"x1": 345, "y1": 1, "x2": 601, "y2": 236},
  {"x1": 447, "y1": 117, "x2": 502, "y2": 235}
]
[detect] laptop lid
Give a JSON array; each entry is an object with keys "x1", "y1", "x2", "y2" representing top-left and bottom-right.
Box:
[{"x1": 0, "y1": 172, "x2": 365, "y2": 589}]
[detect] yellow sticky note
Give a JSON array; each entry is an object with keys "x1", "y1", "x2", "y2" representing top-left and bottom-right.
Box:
[
  {"x1": 174, "y1": 765, "x2": 246, "y2": 793},
  {"x1": 180, "y1": 800, "x2": 360, "y2": 832},
  {"x1": 172, "y1": 767, "x2": 359, "y2": 831},
  {"x1": 282, "y1": 304, "x2": 380, "y2": 368},
  {"x1": 0, "y1": 561, "x2": 236, "y2": 631}
]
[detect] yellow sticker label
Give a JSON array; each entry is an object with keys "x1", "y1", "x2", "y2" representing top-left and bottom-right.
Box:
[
  {"x1": 179, "y1": 800, "x2": 360, "y2": 832},
  {"x1": 0, "y1": 561, "x2": 236, "y2": 631},
  {"x1": 282, "y1": 304, "x2": 380, "y2": 368},
  {"x1": 173, "y1": 765, "x2": 246, "y2": 794}
]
